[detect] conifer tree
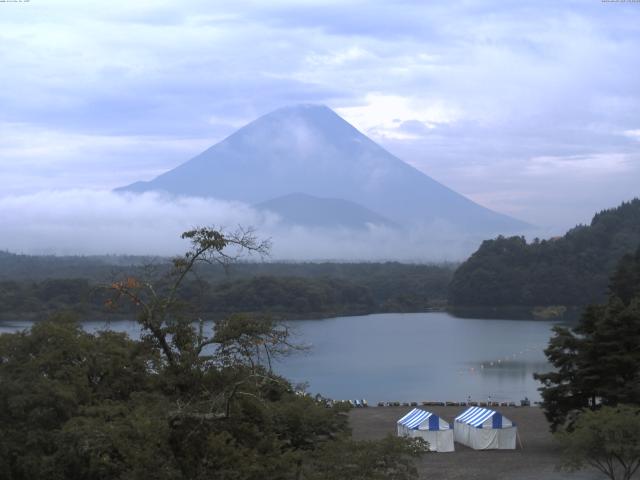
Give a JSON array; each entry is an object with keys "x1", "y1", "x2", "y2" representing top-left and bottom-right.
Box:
[{"x1": 535, "y1": 246, "x2": 640, "y2": 430}]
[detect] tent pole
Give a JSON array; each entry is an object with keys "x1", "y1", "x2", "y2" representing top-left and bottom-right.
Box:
[{"x1": 516, "y1": 430, "x2": 524, "y2": 450}]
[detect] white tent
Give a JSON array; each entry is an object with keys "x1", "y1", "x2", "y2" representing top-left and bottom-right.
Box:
[
  {"x1": 453, "y1": 406, "x2": 517, "y2": 450},
  {"x1": 397, "y1": 408, "x2": 454, "y2": 452}
]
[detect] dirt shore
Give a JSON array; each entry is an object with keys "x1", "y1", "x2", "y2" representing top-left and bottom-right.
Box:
[{"x1": 349, "y1": 406, "x2": 604, "y2": 480}]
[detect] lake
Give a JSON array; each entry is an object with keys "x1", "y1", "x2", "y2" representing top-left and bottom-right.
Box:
[{"x1": 0, "y1": 312, "x2": 555, "y2": 403}]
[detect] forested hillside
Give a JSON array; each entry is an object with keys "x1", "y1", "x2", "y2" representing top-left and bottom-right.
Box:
[
  {"x1": 0, "y1": 257, "x2": 453, "y2": 320},
  {"x1": 535, "y1": 244, "x2": 640, "y2": 430},
  {"x1": 449, "y1": 199, "x2": 640, "y2": 309}
]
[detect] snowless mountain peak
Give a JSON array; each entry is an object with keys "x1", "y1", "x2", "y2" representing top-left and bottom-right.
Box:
[{"x1": 117, "y1": 104, "x2": 529, "y2": 234}]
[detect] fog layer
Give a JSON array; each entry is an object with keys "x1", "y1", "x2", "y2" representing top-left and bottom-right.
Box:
[{"x1": 0, "y1": 190, "x2": 480, "y2": 261}]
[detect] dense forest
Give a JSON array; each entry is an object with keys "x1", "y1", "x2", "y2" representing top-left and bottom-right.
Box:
[
  {"x1": 0, "y1": 228, "x2": 427, "y2": 479},
  {"x1": 449, "y1": 199, "x2": 640, "y2": 311},
  {"x1": 532, "y1": 246, "x2": 640, "y2": 480},
  {"x1": 535, "y1": 245, "x2": 640, "y2": 430},
  {"x1": 0, "y1": 254, "x2": 453, "y2": 320}
]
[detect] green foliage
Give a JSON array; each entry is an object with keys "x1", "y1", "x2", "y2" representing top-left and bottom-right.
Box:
[
  {"x1": 303, "y1": 436, "x2": 428, "y2": 480},
  {"x1": 0, "y1": 263, "x2": 453, "y2": 321},
  {"x1": 212, "y1": 314, "x2": 300, "y2": 373},
  {"x1": 200, "y1": 275, "x2": 376, "y2": 318},
  {"x1": 0, "y1": 313, "x2": 156, "y2": 480},
  {"x1": 0, "y1": 278, "x2": 96, "y2": 318},
  {"x1": 0, "y1": 228, "x2": 425, "y2": 480},
  {"x1": 557, "y1": 405, "x2": 640, "y2": 480},
  {"x1": 609, "y1": 248, "x2": 640, "y2": 305},
  {"x1": 0, "y1": 313, "x2": 419, "y2": 479},
  {"x1": 449, "y1": 198, "x2": 640, "y2": 308},
  {"x1": 535, "y1": 246, "x2": 640, "y2": 430}
]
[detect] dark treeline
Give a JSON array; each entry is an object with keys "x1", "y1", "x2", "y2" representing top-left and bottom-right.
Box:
[
  {"x1": 0, "y1": 251, "x2": 157, "y2": 281},
  {"x1": 0, "y1": 257, "x2": 454, "y2": 320},
  {"x1": 535, "y1": 244, "x2": 640, "y2": 430},
  {"x1": 449, "y1": 199, "x2": 640, "y2": 309},
  {"x1": 532, "y1": 246, "x2": 640, "y2": 480}
]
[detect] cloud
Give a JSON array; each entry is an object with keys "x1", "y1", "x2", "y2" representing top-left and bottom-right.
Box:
[
  {"x1": 623, "y1": 129, "x2": 640, "y2": 141},
  {"x1": 0, "y1": 123, "x2": 213, "y2": 193},
  {"x1": 336, "y1": 94, "x2": 459, "y2": 140},
  {"x1": 0, "y1": 1, "x2": 639, "y2": 232},
  {"x1": 523, "y1": 153, "x2": 634, "y2": 177},
  {"x1": 0, "y1": 190, "x2": 271, "y2": 256},
  {"x1": 0, "y1": 190, "x2": 475, "y2": 261}
]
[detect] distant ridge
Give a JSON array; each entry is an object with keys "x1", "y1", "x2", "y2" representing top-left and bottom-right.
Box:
[
  {"x1": 117, "y1": 104, "x2": 529, "y2": 235},
  {"x1": 256, "y1": 193, "x2": 397, "y2": 229}
]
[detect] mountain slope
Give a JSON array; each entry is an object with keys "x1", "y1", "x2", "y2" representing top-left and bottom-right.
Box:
[
  {"x1": 448, "y1": 198, "x2": 640, "y2": 308},
  {"x1": 117, "y1": 104, "x2": 528, "y2": 234},
  {"x1": 255, "y1": 193, "x2": 396, "y2": 229}
]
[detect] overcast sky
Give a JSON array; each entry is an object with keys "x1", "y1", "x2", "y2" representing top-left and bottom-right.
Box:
[{"x1": 1, "y1": 0, "x2": 639, "y2": 237}]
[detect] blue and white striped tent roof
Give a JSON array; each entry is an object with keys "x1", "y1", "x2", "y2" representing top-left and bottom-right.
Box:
[
  {"x1": 455, "y1": 406, "x2": 513, "y2": 429},
  {"x1": 397, "y1": 408, "x2": 449, "y2": 431}
]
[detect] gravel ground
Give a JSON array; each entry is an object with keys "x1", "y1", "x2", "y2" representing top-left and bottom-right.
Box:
[{"x1": 349, "y1": 406, "x2": 605, "y2": 480}]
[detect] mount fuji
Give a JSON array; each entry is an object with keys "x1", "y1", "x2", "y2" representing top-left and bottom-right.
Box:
[{"x1": 117, "y1": 104, "x2": 528, "y2": 234}]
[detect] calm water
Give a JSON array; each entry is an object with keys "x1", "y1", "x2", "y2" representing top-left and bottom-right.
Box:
[{"x1": 0, "y1": 312, "x2": 555, "y2": 403}]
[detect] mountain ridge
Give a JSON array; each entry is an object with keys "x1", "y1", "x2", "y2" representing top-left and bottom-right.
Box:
[
  {"x1": 255, "y1": 192, "x2": 397, "y2": 229},
  {"x1": 117, "y1": 104, "x2": 529, "y2": 235}
]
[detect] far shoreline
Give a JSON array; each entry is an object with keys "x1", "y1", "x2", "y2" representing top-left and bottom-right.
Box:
[{"x1": 0, "y1": 304, "x2": 585, "y2": 324}]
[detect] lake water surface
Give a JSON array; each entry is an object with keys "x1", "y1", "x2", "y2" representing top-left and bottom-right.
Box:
[{"x1": 0, "y1": 312, "x2": 555, "y2": 403}]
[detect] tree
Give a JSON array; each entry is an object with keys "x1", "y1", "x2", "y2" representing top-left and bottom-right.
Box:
[
  {"x1": 535, "y1": 246, "x2": 640, "y2": 431},
  {"x1": 0, "y1": 227, "x2": 427, "y2": 479},
  {"x1": 558, "y1": 405, "x2": 640, "y2": 480},
  {"x1": 449, "y1": 199, "x2": 640, "y2": 309},
  {"x1": 303, "y1": 436, "x2": 429, "y2": 480},
  {"x1": 213, "y1": 314, "x2": 299, "y2": 373},
  {"x1": 0, "y1": 313, "x2": 157, "y2": 480},
  {"x1": 108, "y1": 226, "x2": 271, "y2": 374},
  {"x1": 609, "y1": 248, "x2": 640, "y2": 305}
]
